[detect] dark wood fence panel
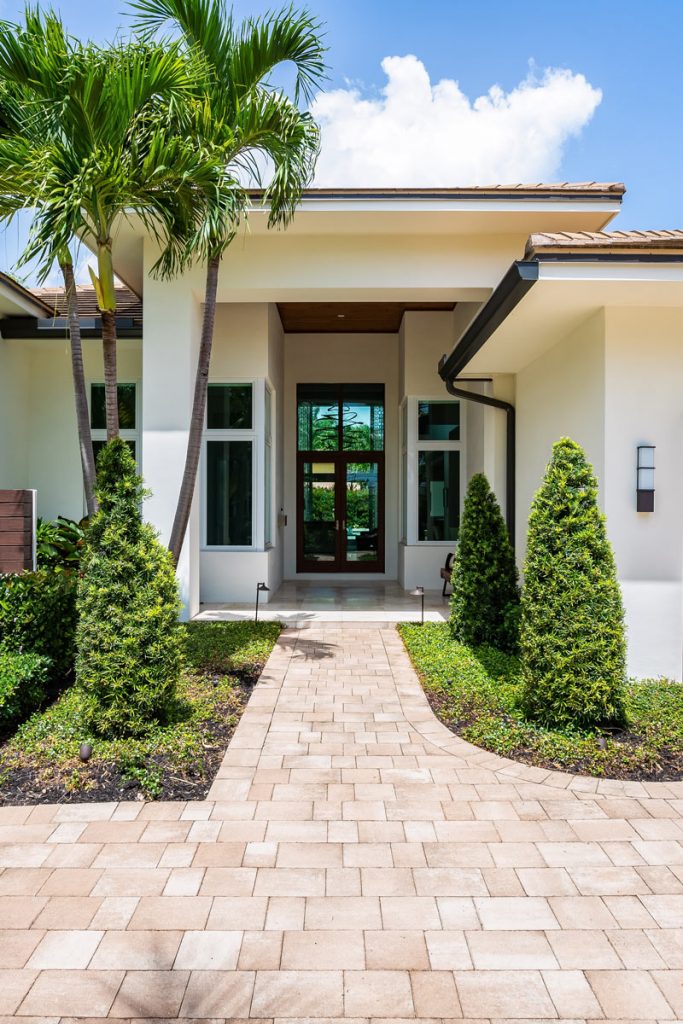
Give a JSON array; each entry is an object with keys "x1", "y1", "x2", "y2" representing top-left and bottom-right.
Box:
[{"x1": 0, "y1": 489, "x2": 36, "y2": 573}]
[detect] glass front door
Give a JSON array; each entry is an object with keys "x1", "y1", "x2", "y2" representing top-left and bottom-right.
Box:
[{"x1": 297, "y1": 384, "x2": 385, "y2": 572}]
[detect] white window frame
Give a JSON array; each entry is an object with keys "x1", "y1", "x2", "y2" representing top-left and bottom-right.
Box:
[
  {"x1": 264, "y1": 381, "x2": 275, "y2": 549},
  {"x1": 401, "y1": 395, "x2": 466, "y2": 545},
  {"x1": 201, "y1": 378, "x2": 267, "y2": 552},
  {"x1": 88, "y1": 379, "x2": 142, "y2": 462}
]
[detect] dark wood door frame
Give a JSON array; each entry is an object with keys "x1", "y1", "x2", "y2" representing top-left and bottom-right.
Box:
[{"x1": 297, "y1": 451, "x2": 385, "y2": 573}]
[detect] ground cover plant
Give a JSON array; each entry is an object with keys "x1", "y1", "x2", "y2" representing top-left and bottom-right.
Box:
[
  {"x1": 0, "y1": 619, "x2": 280, "y2": 804},
  {"x1": 400, "y1": 622, "x2": 683, "y2": 781}
]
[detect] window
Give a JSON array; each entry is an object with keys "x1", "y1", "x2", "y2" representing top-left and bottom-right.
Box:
[
  {"x1": 206, "y1": 440, "x2": 252, "y2": 545},
  {"x1": 401, "y1": 396, "x2": 463, "y2": 544},
  {"x1": 418, "y1": 450, "x2": 460, "y2": 541},
  {"x1": 297, "y1": 384, "x2": 384, "y2": 452},
  {"x1": 204, "y1": 383, "x2": 254, "y2": 549},
  {"x1": 90, "y1": 383, "x2": 139, "y2": 465},
  {"x1": 207, "y1": 383, "x2": 252, "y2": 429}
]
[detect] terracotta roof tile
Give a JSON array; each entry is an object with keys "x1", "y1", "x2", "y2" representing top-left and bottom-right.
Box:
[
  {"x1": 526, "y1": 229, "x2": 683, "y2": 256},
  {"x1": 287, "y1": 182, "x2": 626, "y2": 198},
  {"x1": 31, "y1": 284, "x2": 142, "y2": 320}
]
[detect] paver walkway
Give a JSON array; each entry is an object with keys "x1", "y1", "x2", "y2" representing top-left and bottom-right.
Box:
[{"x1": 1, "y1": 622, "x2": 683, "y2": 1023}]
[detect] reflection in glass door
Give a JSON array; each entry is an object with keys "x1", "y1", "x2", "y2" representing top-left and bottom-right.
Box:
[
  {"x1": 301, "y1": 461, "x2": 337, "y2": 563},
  {"x1": 344, "y1": 461, "x2": 380, "y2": 565}
]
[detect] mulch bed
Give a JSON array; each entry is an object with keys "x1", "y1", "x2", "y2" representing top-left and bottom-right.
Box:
[
  {"x1": 425, "y1": 687, "x2": 683, "y2": 782},
  {"x1": 0, "y1": 665, "x2": 262, "y2": 805}
]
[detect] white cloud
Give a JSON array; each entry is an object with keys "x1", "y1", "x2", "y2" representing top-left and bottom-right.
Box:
[{"x1": 311, "y1": 56, "x2": 602, "y2": 186}]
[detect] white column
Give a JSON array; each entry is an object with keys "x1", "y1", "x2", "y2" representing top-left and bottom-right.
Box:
[{"x1": 141, "y1": 258, "x2": 202, "y2": 619}]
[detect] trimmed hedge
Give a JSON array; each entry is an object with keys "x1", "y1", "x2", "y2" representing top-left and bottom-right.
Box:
[
  {"x1": 0, "y1": 648, "x2": 51, "y2": 731},
  {"x1": 0, "y1": 570, "x2": 77, "y2": 682},
  {"x1": 76, "y1": 439, "x2": 183, "y2": 738},
  {"x1": 449, "y1": 473, "x2": 519, "y2": 653},
  {"x1": 520, "y1": 438, "x2": 627, "y2": 729}
]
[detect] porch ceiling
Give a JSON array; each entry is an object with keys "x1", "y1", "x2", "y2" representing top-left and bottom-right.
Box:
[{"x1": 277, "y1": 301, "x2": 456, "y2": 333}]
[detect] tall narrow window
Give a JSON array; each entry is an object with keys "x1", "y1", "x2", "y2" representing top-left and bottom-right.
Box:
[
  {"x1": 206, "y1": 440, "x2": 252, "y2": 546},
  {"x1": 204, "y1": 383, "x2": 255, "y2": 549},
  {"x1": 403, "y1": 397, "x2": 463, "y2": 544}
]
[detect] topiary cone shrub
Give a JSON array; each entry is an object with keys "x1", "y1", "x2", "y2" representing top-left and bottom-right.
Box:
[
  {"x1": 76, "y1": 439, "x2": 183, "y2": 737},
  {"x1": 449, "y1": 472, "x2": 519, "y2": 653},
  {"x1": 521, "y1": 437, "x2": 627, "y2": 730}
]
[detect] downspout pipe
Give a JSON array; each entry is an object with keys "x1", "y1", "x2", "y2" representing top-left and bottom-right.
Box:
[
  {"x1": 437, "y1": 260, "x2": 539, "y2": 548},
  {"x1": 442, "y1": 379, "x2": 516, "y2": 545}
]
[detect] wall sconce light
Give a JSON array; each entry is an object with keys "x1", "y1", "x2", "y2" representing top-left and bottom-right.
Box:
[
  {"x1": 255, "y1": 581, "x2": 270, "y2": 622},
  {"x1": 636, "y1": 445, "x2": 656, "y2": 512},
  {"x1": 410, "y1": 585, "x2": 425, "y2": 625}
]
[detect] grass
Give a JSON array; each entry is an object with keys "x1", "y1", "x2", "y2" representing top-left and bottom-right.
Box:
[
  {"x1": 399, "y1": 622, "x2": 683, "y2": 780},
  {"x1": 0, "y1": 620, "x2": 280, "y2": 803}
]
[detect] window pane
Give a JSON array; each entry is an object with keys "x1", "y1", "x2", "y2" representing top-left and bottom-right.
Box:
[
  {"x1": 418, "y1": 400, "x2": 460, "y2": 441},
  {"x1": 93, "y1": 439, "x2": 136, "y2": 465},
  {"x1": 206, "y1": 440, "x2": 252, "y2": 545},
  {"x1": 297, "y1": 385, "x2": 339, "y2": 451},
  {"x1": 345, "y1": 461, "x2": 379, "y2": 562},
  {"x1": 91, "y1": 383, "x2": 136, "y2": 430},
  {"x1": 342, "y1": 384, "x2": 384, "y2": 451},
  {"x1": 418, "y1": 450, "x2": 460, "y2": 542},
  {"x1": 401, "y1": 451, "x2": 408, "y2": 542},
  {"x1": 207, "y1": 384, "x2": 252, "y2": 429},
  {"x1": 302, "y1": 461, "x2": 337, "y2": 561}
]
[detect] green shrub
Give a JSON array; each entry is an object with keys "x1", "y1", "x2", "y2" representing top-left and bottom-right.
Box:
[
  {"x1": 0, "y1": 570, "x2": 77, "y2": 681},
  {"x1": 76, "y1": 439, "x2": 183, "y2": 737},
  {"x1": 449, "y1": 473, "x2": 519, "y2": 653},
  {"x1": 183, "y1": 621, "x2": 281, "y2": 675},
  {"x1": 520, "y1": 438, "x2": 627, "y2": 729},
  {"x1": 37, "y1": 516, "x2": 87, "y2": 570},
  {"x1": 0, "y1": 648, "x2": 51, "y2": 730}
]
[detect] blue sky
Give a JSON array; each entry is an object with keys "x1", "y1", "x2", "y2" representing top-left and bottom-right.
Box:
[{"x1": 1, "y1": 0, "x2": 682, "y2": 282}]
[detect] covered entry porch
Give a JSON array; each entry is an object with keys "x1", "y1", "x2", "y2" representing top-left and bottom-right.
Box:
[{"x1": 196, "y1": 579, "x2": 450, "y2": 625}]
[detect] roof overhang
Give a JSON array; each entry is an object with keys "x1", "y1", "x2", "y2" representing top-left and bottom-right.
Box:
[
  {"x1": 0, "y1": 273, "x2": 52, "y2": 319},
  {"x1": 105, "y1": 186, "x2": 624, "y2": 296},
  {"x1": 439, "y1": 252, "x2": 683, "y2": 377}
]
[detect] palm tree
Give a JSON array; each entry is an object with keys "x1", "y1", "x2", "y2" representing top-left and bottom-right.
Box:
[
  {"x1": 131, "y1": 0, "x2": 327, "y2": 563},
  {"x1": 0, "y1": 7, "x2": 217, "y2": 454}
]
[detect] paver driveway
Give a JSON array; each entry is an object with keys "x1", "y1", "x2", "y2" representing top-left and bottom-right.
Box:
[{"x1": 1, "y1": 622, "x2": 683, "y2": 1022}]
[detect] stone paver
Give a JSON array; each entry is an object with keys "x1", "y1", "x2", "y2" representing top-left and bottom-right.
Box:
[{"x1": 1, "y1": 621, "x2": 683, "y2": 1022}]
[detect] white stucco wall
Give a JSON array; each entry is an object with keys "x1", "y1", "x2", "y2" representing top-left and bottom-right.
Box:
[
  {"x1": 603, "y1": 307, "x2": 683, "y2": 680},
  {"x1": 514, "y1": 305, "x2": 683, "y2": 680},
  {"x1": 515, "y1": 310, "x2": 606, "y2": 558},
  {"x1": 0, "y1": 334, "x2": 142, "y2": 523}
]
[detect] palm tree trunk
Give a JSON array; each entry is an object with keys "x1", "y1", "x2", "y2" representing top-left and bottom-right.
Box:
[
  {"x1": 61, "y1": 259, "x2": 98, "y2": 515},
  {"x1": 92, "y1": 241, "x2": 119, "y2": 439},
  {"x1": 169, "y1": 254, "x2": 220, "y2": 563},
  {"x1": 101, "y1": 309, "x2": 119, "y2": 440}
]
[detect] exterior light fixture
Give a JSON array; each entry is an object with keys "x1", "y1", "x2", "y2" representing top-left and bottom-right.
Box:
[
  {"x1": 636, "y1": 445, "x2": 656, "y2": 512},
  {"x1": 79, "y1": 742, "x2": 93, "y2": 762},
  {"x1": 255, "y1": 581, "x2": 270, "y2": 622},
  {"x1": 410, "y1": 585, "x2": 425, "y2": 625}
]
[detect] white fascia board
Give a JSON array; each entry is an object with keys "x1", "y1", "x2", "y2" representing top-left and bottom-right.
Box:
[
  {"x1": 537, "y1": 260, "x2": 683, "y2": 284},
  {"x1": 258, "y1": 198, "x2": 622, "y2": 217}
]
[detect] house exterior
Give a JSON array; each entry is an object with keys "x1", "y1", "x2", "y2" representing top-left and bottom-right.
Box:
[{"x1": 1, "y1": 182, "x2": 681, "y2": 681}]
